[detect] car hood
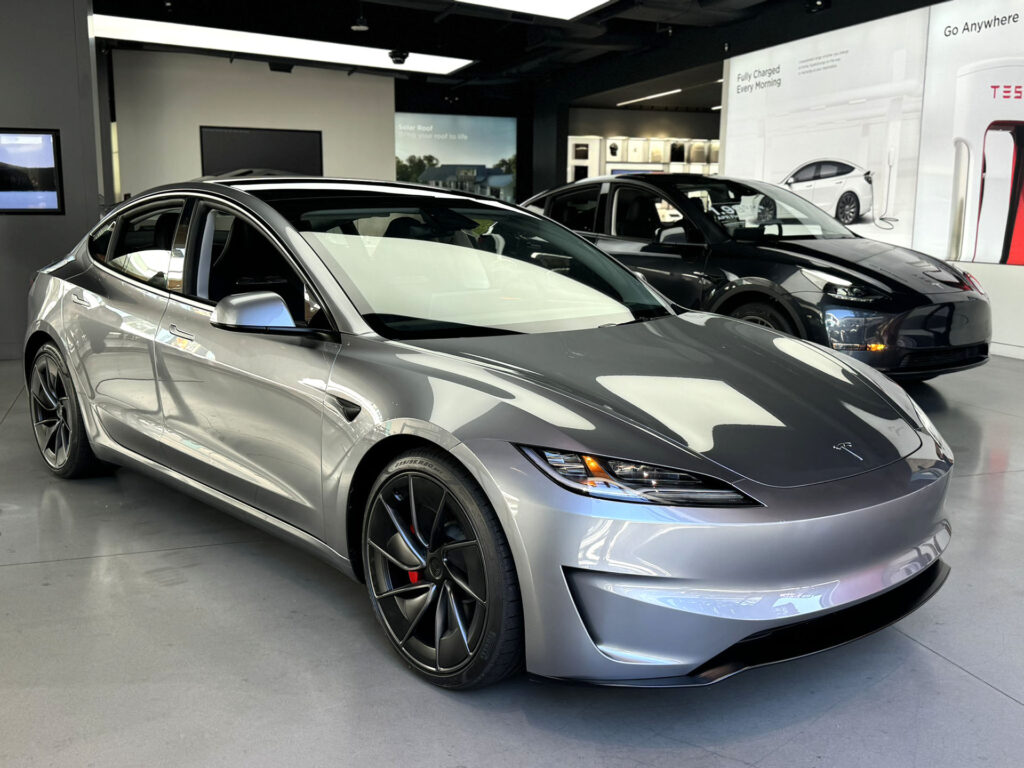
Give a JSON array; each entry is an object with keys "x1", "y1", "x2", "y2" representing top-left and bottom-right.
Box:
[
  {"x1": 758, "y1": 237, "x2": 969, "y2": 295},
  {"x1": 415, "y1": 313, "x2": 921, "y2": 488}
]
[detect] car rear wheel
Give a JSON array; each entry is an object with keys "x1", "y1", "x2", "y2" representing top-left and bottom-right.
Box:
[
  {"x1": 363, "y1": 448, "x2": 523, "y2": 689},
  {"x1": 728, "y1": 302, "x2": 795, "y2": 335},
  {"x1": 836, "y1": 191, "x2": 860, "y2": 225},
  {"x1": 28, "y1": 343, "x2": 109, "y2": 478}
]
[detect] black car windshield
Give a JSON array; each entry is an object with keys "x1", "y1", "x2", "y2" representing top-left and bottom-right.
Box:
[
  {"x1": 252, "y1": 188, "x2": 670, "y2": 339},
  {"x1": 672, "y1": 179, "x2": 855, "y2": 241}
]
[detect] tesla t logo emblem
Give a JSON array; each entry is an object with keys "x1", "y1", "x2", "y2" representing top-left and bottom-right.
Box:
[{"x1": 833, "y1": 441, "x2": 863, "y2": 461}]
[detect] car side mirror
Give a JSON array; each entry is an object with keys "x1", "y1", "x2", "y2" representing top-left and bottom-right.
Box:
[
  {"x1": 784, "y1": 178, "x2": 794, "y2": 186},
  {"x1": 658, "y1": 226, "x2": 690, "y2": 245},
  {"x1": 210, "y1": 291, "x2": 296, "y2": 332}
]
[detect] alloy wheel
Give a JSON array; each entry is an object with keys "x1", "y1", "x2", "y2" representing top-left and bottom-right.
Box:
[
  {"x1": 365, "y1": 471, "x2": 488, "y2": 674},
  {"x1": 30, "y1": 355, "x2": 72, "y2": 469},
  {"x1": 837, "y1": 192, "x2": 859, "y2": 225}
]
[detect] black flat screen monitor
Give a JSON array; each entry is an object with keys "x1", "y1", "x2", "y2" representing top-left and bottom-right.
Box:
[
  {"x1": 0, "y1": 129, "x2": 64, "y2": 214},
  {"x1": 200, "y1": 126, "x2": 323, "y2": 177}
]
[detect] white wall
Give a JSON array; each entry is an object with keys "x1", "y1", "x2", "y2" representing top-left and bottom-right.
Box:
[
  {"x1": 961, "y1": 263, "x2": 1024, "y2": 360},
  {"x1": 112, "y1": 50, "x2": 395, "y2": 195}
]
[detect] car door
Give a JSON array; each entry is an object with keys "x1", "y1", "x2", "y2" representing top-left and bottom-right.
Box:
[
  {"x1": 591, "y1": 182, "x2": 710, "y2": 308},
  {"x1": 63, "y1": 198, "x2": 186, "y2": 458},
  {"x1": 812, "y1": 161, "x2": 845, "y2": 211},
  {"x1": 786, "y1": 163, "x2": 818, "y2": 204},
  {"x1": 154, "y1": 198, "x2": 340, "y2": 537}
]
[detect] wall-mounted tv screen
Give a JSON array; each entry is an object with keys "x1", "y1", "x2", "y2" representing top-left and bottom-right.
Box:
[
  {"x1": 200, "y1": 126, "x2": 323, "y2": 177},
  {"x1": 0, "y1": 129, "x2": 64, "y2": 214}
]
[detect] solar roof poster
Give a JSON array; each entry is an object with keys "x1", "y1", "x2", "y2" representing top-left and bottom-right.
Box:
[{"x1": 395, "y1": 113, "x2": 516, "y2": 201}]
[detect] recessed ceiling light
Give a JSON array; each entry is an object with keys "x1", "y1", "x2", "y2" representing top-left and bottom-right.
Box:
[
  {"x1": 91, "y1": 14, "x2": 472, "y2": 75},
  {"x1": 351, "y1": 15, "x2": 369, "y2": 32},
  {"x1": 710, "y1": 105, "x2": 722, "y2": 111},
  {"x1": 453, "y1": 1, "x2": 609, "y2": 20},
  {"x1": 616, "y1": 88, "x2": 682, "y2": 107}
]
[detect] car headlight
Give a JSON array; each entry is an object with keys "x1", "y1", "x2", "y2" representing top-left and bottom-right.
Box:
[
  {"x1": 803, "y1": 268, "x2": 886, "y2": 304},
  {"x1": 519, "y1": 447, "x2": 758, "y2": 507}
]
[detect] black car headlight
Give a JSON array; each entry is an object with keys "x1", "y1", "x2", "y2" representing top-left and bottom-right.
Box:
[
  {"x1": 520, "y1": 447, "x2": 758, "y2": 507},
  {"x1": 803, "y1": 269, "x2": 886, "y2": 304}
]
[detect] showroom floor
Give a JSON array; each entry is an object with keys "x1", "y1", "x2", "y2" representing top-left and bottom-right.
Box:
[{"x1": 1, "y1": 356, "x2": 1022, "y2": 767}]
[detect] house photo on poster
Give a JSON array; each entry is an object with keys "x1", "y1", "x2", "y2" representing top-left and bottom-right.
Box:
[
  {"x1": 721, "y1": 9, "x2": 929, "y2": 247},
  {"x1": 913, "y1": 0, "x2": 1024, "y2": 266},
  {"x1": 395, "y1": 113, "x2": 516, "y2": 201}
]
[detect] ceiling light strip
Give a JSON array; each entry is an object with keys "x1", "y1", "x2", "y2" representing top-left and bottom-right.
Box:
[
  {"x1": 91, "y1": 14, "x2": 473, "y2": 76},
  {"x1": 453, "y1": 1, "x2": 609, "y2": 21},
  {"x1": 616, "y1": 88, "x2": 683, "y2": 107}
]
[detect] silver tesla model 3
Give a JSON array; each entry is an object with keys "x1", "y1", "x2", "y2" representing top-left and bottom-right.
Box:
[{"x1": 24, "y1": 178, "x2": 953, "y2": 689}]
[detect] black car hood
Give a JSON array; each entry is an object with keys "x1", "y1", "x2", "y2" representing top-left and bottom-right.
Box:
[
  {"x1": 757, "y1": 237, "x2": 968, "y2": 295},
  {"x1": 417, "y1": 314, "x2": 921, "y2": 488}
]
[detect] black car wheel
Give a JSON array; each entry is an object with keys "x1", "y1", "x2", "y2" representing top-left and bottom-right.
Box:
[
  {"x1": 729, "y1": 302, "x2": 795, "y2": 335},
  {"x1": 836, "y1": 192, "x2": 860, "y2": 225},
  {"x1": 28, "y1": 343, "x2": 108, "y2": 478},
  {"x1": 363, "y1": 448, "x2": 523, "y2": 689}
]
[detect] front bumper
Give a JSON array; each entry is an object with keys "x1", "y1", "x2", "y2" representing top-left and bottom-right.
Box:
[
  {"x1": 823, "y1": 293, "x2": 991, "y2": 377},
  {"x1": 456, "y1": 439, "x2": 952, "y2": 684}
]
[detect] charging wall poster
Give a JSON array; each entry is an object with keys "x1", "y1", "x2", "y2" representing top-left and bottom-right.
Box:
[
  {"x1": 395, "y1": 113, "x2": 516, "y2": 202},
  {"x1": 914, "y1": 0, "x2": 1024, "y2": 266},
  {"x1": 721, "y1": 9, "x2": 929, "y2": 247}
]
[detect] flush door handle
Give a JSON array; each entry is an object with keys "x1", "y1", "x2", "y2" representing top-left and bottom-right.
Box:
[{"x1": 169, "y1": 323, "x2": 195, "y2": 342}]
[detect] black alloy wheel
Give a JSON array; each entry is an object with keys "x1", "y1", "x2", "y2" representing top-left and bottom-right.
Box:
[
  {"x1": 363, "y1": 449, "x2": 522, "y2": 688},
  {"x1": 836, "y1": 191, "x2": 860, "y2": 225},
  {"x1": 729, "y1": 301, "x2": 795, "y2": 335},
  {"x1": 28, "y1": 343, "x2": 108, "y2": 478}
]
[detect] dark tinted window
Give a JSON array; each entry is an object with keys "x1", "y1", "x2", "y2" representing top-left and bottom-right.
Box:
[
  {"x1": 191, "y1": 207, "x2": 326, "y2": 328},
  {"x1": 791, "y1": 164, "x2": 817, "y2": 183},
  {"x1": 106, "y1": 202, "x2": 184, "y2": 289},
  {"x1": 835, "y1": 162, "x2": 855, "y2": 176},
  {"x1": 817, "y1": 162, "x2": 841, "y2": 179},
  {"x1": 548, "y1": 186, "x2": 600, "y2": 233},
  {"x1": 613, "y1": 186, "x2": 697, "y2": 241}
]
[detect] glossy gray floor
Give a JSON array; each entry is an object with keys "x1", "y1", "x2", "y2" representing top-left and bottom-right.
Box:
[{"x1": 1, "y1": 357, "x2": 1022, "y2": 768}]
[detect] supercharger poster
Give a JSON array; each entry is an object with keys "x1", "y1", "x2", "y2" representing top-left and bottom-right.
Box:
[
  {"x1": 721, "y1": 9, "x2": 929, "y2": 247},
  {"x1": 913, "y1": 0, "x2": 1024, "y2": 266}
]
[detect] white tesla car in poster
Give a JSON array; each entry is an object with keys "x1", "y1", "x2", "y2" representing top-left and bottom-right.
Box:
[{"x1": 782, "y1": 159, "x2": 874, "y2": 225}]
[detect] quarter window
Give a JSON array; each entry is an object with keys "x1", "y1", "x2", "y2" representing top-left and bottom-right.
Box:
[
  {"x1": 106, "y1": 202, "x2": 184, "y2": 289},
  {"x1": 548, "y1": 186, "x2": 601, "y2": 233}
]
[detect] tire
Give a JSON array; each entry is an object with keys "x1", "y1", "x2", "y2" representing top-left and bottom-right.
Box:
[
  {"x1": 362, "y1": 448, "x2": 523, "y2": 689},
  {"x1": 28, "y1": 342, "x2": 110, "y2": 478},
  {"x1": 728, "y1": 302, "x2": 795, "y2": 335},
  {"x1": 836, "y1": 191, "x2": 860, "y2": 225}
]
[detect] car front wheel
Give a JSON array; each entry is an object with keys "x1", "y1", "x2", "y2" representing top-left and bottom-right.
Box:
[
  {"x1": 836, "y1": 191, "x2": 860, "y2": 225},
  {"x1": 362, "y1": 448, "x2": 523, "y2": 689},
  {"x1": 728, "y1": 302, "x2": 795, "y2": 335}
]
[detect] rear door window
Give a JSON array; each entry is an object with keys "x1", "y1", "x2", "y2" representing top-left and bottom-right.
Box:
[{"x1": 106, "y1": 201, "x2": 185, "y2": 289}]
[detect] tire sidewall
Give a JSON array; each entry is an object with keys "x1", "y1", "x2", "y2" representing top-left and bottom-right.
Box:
[
  {"x1": 837, "y1": 192, "x2": 859, "y2": 225},
  {"x1": 30, "y1": 343, "x2": 88, "y2": 478},
  {"x1": 362, "y1": 450, "x2": 518, "y2": 688},
  {"x1": 730, "y1": 302, "x2": 794, "y2": 335}
]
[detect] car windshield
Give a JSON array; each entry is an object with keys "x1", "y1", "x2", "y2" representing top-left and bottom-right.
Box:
[
  {"x1": 252, "y1": 188, "x2": 670, "y2": 339},
  {"x1": 672, "y1": 178, "x2": 855, "y2": 241}
]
